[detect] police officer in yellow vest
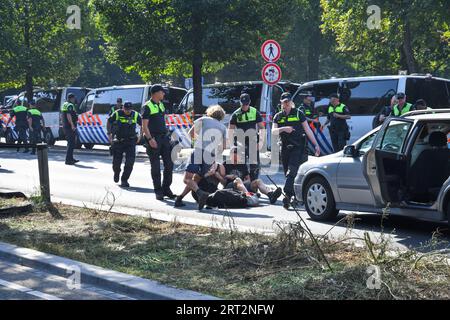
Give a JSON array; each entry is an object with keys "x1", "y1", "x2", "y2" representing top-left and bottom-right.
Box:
[
  {"x1": 142, "y1": 84, "x2": 176, "y2": 201},
  {"x1": 390, "y1": 92, "x2": 415, "y2": 116},
  {"x1": 6, "y1": 99, "x2": 29, "y2": 152},
  {"x1": 322, "y1": 93, "x2": 351, "y2": 152},
  {"x1": 61, "y1": 93, "x2": 79, "y2": 165},
  {"x1": 27, "y1": 100, "x2": 45, "y2": 155},
  {"x1": 272, "y1": 92, "x2": 321, "y2": 209},
  {"x1": 107, "y1": 101, "x2": 142, "y2": 188},
  {"x1": 228, "y1": 93, "x2": 265, "y2": 180}
]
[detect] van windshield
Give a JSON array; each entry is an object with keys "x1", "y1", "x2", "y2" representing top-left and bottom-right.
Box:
[
  {"x1": 195, "y1": 85, "x2": 262, "y2": 114},
  {"x1": 93, "y1": 88, "x2": 144, "y2": 114}
]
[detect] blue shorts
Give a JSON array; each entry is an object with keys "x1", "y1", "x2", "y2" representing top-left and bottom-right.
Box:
[{"x1": 186, "y1": 151, "x2": 212, "y2": 177}]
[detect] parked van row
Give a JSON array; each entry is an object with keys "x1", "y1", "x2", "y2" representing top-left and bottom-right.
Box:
[{"x1": 1, "y1": 75, "x2": 449, "y2": 155}]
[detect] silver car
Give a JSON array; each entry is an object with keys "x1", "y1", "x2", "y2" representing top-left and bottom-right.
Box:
[{"x1": 294, "y1": 110, "x2": 450, "y2": 227}]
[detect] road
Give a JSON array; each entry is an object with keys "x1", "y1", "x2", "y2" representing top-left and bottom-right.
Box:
[{"x1": 0, "y1": 145, "x2": 449, "y2": 252}]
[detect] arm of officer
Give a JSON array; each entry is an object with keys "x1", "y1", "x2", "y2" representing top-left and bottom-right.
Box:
[
  {"x1": 41, "y1": 115, "x2": 45, "y2": 128},
  {"x1": 334, "y1": 106, "x2": 351, "y2": 120},
  {"x1": 106, "y1": 116, "x2": 113, "y2": 144},
  {"x1": 141, "y1": 105, "x2": 157, "y2": 148},
  {"x1": 302, "y1": 121, "x2": 321, "y2": 157},
  {"x1": 27, "y1": 112, "x2": 33, "y2": 131},
  {"x1": 272, "y1": 123, "x2": 294, "y2": 134}
]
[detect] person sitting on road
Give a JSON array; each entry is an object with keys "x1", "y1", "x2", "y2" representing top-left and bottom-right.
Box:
[{"x1": 223, "y1": 147, "x2": 282, "y2": 204}]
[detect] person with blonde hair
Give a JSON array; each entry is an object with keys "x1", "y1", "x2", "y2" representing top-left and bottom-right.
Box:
[{"x1": 175, "y1": 105, "x2": 227, "y2": 210}]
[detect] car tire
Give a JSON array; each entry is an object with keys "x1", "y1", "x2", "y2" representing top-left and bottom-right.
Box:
[
  {"x1": 83, "y1": 143, "x2": 95, "y2": 150},
  {"x1": 44, "y1": 129, "x2": 55, "y2": 146},
  {"x1": 303, "y1": 176, "x2": 338, "y2": 221}
]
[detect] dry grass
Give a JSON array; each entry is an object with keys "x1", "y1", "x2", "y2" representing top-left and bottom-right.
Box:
[{"x1": 0, "y1": 201, "x2": 449, "y2": 300}]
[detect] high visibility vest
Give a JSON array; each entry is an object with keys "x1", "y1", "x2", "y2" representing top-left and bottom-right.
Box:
[
  {"x1": 393, "y1": 103, "x2": 412, "y2": 116},
  {"x1": 236, "y1": 106, "x2": 257, "y2": 123},
  {"x1": 28, "y1": 108, "x2": 42, "y2": 117},
  {"x1": 114, "y1": 110, "x2": 139, "y2": 124},
  {"x1": 328, "y1": 104, "x2": 346, "y2": 114},
  {"x1": 145, "y1": 100, "x2": 165, "y2": 115},
  {"x1": 13, "y1": 106, "x2": 27, "y2": 113},
  {"x1": 61, "y1": 102, "x2": 74, "y2": 112},
  {"x1": 277, "y1": 109, "x2": 302, "y2": 124}
]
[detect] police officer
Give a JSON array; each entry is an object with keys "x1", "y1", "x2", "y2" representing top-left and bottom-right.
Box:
[
  {"x1": 6, "y1": 99, "x2": 29, "y2": 152},
  {"x1": 142, "y1": 84, "x2": 176, "y2": 201},
  {"x1": 228, "y1": 93, "x2": 264, "y2": 180},
  {"x1": 27, "y1": 100, "x2": 45, "y2": 155},
  {"x1": 109, "y1": 98, "x2": 123, "y2": 117},
  {"x1": 107, "y1": 101, "x2": 142, "y2": 188},
  {"x1": 390, "y1": 92, "x2": 415, "y2": 116},
  {"x1": 299, "y1": 93, "x2": 318, "y2": 123},
  {"x1": 272, "y1": 92, "x2": 321, "y2": 209},
  {"x1": 322, "y1": 93, "x2": 351, "y2": 152},
  {"x1": 61, "y1": 93, "x2": 79, "y2": 165}
]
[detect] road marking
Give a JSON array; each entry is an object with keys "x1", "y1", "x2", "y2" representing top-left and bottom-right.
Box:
[{"x1": 0, "y1": 278, "x2": 63, "y2": 300}]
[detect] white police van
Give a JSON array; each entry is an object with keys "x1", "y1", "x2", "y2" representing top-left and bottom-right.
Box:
[
  {"x1": 1, "y1": 87, "x2": 89, "y2": 145},
  {"x1": 292, "y1": 75, "x2": 450, "y2": 154},
  {"x1": 77, "y1": 84, "x2": 187, "y2": 148}
]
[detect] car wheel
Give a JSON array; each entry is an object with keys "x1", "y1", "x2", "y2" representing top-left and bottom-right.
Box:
[
  {"x1": 83, "y1": 143, "x2": 94, "y2": 150},
  {"x1": 303, "y1": 176, "x2": 338, "y2": 221},
  {"x1": 44, "y1": 129, "x2": 55, "y2": 146}
]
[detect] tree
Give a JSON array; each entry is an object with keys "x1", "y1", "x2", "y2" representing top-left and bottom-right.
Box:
[
  {"x1": 320, "y1": 0, "x2": 450, "y2": 77},
  {"x1": 93, "y1": 0, "x2": 295, "y2": 108},
  {"x1": 0, "y1": 0, "x2": 89, "y2": 100}
]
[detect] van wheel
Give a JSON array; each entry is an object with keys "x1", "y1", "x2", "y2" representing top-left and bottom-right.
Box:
[
  {"x1": 44, "y1": 129, "x2": 55, "y2": 146},
  {"x1": 83, "y1": 143, "x2": 94, "y2": 150},
  {"x1": 303, "y1": 176, "x2": 338, "y2": 221}
]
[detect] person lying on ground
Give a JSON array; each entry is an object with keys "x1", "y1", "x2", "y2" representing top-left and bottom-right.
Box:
[{"x1": 223, "y1": 147, "x2": 282, "y2": 204}]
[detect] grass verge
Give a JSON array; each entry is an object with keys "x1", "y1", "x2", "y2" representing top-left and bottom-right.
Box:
[{"x1": 0, "y1": 200, "x2": 449, "y2": 299}]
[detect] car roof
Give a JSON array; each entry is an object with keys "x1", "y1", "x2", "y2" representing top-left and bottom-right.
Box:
[
  {"x1": 406, "y1": 113, "x2": 450, "y2": 121},
  {"x1": 299, "y1": 75, "x2": 450, "y2": 87},
  {"x1": 184, "y1": 80, "x2": 298, "y2": 93}
]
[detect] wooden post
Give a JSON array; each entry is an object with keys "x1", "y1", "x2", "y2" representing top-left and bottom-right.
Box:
[{"x1": 36, "y1": 143, "x2": 51, "y2": 203}]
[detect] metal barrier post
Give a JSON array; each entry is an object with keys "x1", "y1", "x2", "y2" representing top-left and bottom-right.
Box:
[{"x1": 36, "y1": 143, "x2": 51, "y2": 203}]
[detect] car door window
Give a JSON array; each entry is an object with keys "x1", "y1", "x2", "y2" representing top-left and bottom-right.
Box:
[
  {"x1": 80, "y1": 93, "x2": 95, "y2": 113},
  {"x1": 358, "y1": 132, "x2": 378, "y2": 155},
  {"x1": 378, "y1": 120, "x2": 413, "y2": 154}
]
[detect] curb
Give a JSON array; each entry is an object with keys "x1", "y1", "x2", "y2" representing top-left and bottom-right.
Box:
[{"x1": 0, "y1": 241, "x2": 219, "y2": 300}]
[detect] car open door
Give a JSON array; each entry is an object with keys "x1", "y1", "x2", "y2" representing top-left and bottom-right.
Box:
[{"x1": 363, "y1": 118, "x2": 414, "y2": 206}]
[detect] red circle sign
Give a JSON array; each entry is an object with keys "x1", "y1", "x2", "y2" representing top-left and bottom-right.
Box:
[
  {"x1": 261, "y1": 40, "x2": 281, "y2": 63},
  {"x1": 262, "y1": 63, "x2": 282, "y2": 85}
]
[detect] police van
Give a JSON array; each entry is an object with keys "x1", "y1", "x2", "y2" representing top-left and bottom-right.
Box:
[
  {"x1": 77, "y1": 85, "x2": 187, "y2": 148},
  {"x1": 1, "y1": 87, "x2": 90, "y2": 145},
  {"x1": 291, "y1": 75, "x2": 450, "y2": 154}
]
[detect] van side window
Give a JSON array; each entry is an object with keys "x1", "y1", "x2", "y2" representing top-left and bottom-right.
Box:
[
  {"x1": 35, "y1": 90, "x2": 58, "y2": 113},
  {"x1": 80, "y1": 93, "x2": 95, "y2": 113},
  {"x1": 109, "y1": 88, "x2": 144, "y2": 112},
  {"x1": 406, "y1": 78, "x2": 450, "y2": 109},
  {"x1": 343, "y1": 80, "x2": 398, "y2": 115}
]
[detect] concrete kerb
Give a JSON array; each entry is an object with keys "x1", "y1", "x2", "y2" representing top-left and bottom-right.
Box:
[{"x1": 0, "y1": 241, "x2": 219, "y2": 300}]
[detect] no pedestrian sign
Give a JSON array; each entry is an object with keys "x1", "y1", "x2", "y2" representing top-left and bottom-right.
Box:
[
  {"x1": 261, "y1": 40, "x2": 281, "y2": 63},
  {"x1": 262, "y1": 63, "x2": 282, "y2": 85}
]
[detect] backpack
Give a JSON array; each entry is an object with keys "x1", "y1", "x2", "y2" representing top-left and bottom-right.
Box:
[{"x1": 206, "y1": 189, "x2": 248, "y2": 209}]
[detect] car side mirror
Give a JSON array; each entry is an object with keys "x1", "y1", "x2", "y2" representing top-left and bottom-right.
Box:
[{"x1": 343, "y1": 145, "x2": 358, "y2": 157}]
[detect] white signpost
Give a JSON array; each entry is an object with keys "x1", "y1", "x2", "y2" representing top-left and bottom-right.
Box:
[{"x1": 261, "y1": 40, "x2": 282, "y2": 148}]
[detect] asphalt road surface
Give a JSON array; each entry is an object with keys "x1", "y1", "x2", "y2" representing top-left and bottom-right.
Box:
[{"x1": 0, "y1": 146, "x2": 449, "y2": 252}]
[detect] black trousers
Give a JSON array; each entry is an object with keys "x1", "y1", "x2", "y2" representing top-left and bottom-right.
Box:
[
  {"x1": 15, "y1": 126, "x2": 28, "y2": 151},
  {"x1": 147, "y1": 134, "x2": 173, "y2": 193},
  {"x1": 64, "y1": 128, "x2": 76, "y2": 163},
  {"x1": 330, "y1": 128, "x2": 348, "y2": 152},
  {"x1": 281, "y1": 144, "x2": 306, "y2": 198},
  {"x1": 112, "y1": 141, "x2": 136, "y2": 183},
  {"x1": 29, "y1": 127, "x2": 42, "y2": 154}
]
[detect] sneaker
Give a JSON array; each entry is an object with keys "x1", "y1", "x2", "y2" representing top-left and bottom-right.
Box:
[
  {"x1": 65, "y1": 161, "x2": 76, "y2": 166},
  {"x1": 163, "y1": 189, "x2": 177, "y2": 199},
  {"x1": 282, "y1": 196, "x2": 291, "y2": 210},
  {"x1": 196, "y1": 189, "x2": 210, "y2": 210},
  {"x1": 120, "y1": 181, "x2": 130, "y2": 188},
  {"x1": 73, "y1": 159, "x2": 80, "y2": 164},
  {"x1": 268, "y1": 187, "x2": 282, "y2": 204},
  {"x1": 174, "y1": 196, "x2": 186, "y2": 208},
  {"x1": 114, "y1": 172, "x2": 120, "y2": 183}
]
